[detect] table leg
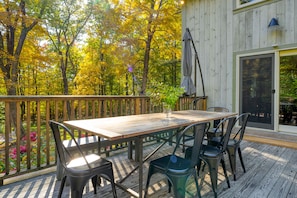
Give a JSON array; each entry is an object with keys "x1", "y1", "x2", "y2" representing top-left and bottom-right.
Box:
[
  {"x1": 97, "y1": 136, "x2": 101, "y2": 155},
  {"x1": 138, "y1": 136, "x2": 143, "y2": 198}
]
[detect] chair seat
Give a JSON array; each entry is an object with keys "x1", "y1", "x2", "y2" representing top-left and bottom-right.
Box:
[
  {"x1": 150, "y1": 155, "x2": 192, "y2": 174},
  {"x1": 227, "y1": 139, "x2": 238, "y2": 146},
  {"x1": 67, "y1": 154, "x2": 112, "y2": 174},
  {"x1": 201, "y1": 145, "x2": 221, "y2": 158},
  {"x1": 186, "y1": 145, "x2": 221, "y2": 159}
]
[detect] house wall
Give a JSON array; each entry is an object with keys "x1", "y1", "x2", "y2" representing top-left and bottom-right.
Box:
[
  {"x1": 182, "y1": 0, "x2": 297, "y2": 111},
  {"x1": 233, "y1": 0, "x2": 297, "y2": 51},
  {"x1": 182, "y1": 0, "x2": 233, "y2": 109}
]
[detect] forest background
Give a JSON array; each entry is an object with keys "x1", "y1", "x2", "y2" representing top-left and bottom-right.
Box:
[{"x1": 0, "y1": 0, "x2": 182, "y2": 97}]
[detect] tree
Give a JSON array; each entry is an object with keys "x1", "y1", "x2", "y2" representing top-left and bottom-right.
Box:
[
  {"x1": 0, "y1": 0, "x2": 49, "y2": 95},
  {"x1": 44, "y1": 0, "x2": 93, "y2": 95},
  {"x1": 115, "y1": 0, "x2": 182, "y2": 95},
  {"x1": 0, "y1": 0, "x2": 49, "y2": 135}
]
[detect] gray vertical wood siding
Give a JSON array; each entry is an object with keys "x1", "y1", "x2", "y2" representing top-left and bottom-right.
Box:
[{"x1": 182, "y1": 0, "x2": 297, "y2": 109}]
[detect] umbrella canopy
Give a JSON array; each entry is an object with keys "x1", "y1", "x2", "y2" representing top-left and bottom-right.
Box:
[{"x1": 181, "y1": 30, "x2": 196, "y2": 96}]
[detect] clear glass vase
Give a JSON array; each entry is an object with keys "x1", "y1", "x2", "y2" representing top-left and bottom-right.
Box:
[{"x1": 163, "y1": 103, "x2": 172, "y2": 118}]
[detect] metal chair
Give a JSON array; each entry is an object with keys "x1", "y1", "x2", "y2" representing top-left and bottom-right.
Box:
[
  {"x1": 226, "y1": 113, "x2": 250, "y2": 180},
  {"x1": 181, "y1": 98, "x2": 204, "y2": 152},
  {"x1": 144, "y1": 122, "x2": 210, "y2": 198},
  {"x1": 49, "y1": 120, "x2": 117, "y2": 198},
  {"x1": 206, "y1": 107, "x2": 229, "y2": 140},
  {"x1": 208, "y1": 113, "x2": 250, "y2": 181},
  {"x1": 185, "y1": 116, "x2": 236, "y2": 198},
  {"x1": 182, "y1": 106, "x2": 229, "y2": 152}
]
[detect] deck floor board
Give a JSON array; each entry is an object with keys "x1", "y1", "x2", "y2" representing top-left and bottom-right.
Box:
[{"x1": 0, "y1": 140, "x2": 296, "y2": 198}]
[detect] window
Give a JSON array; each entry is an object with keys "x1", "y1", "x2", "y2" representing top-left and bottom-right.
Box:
[{"x1": 236, "y1": 0, "x2": 267, "y2": 9}]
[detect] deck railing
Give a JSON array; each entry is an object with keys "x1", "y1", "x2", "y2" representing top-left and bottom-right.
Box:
[{"x1": 0, "y1": 95, "x2": 206, "y2": 185}]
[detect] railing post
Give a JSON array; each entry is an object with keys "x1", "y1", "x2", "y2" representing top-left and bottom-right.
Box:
[{"x1": 135, "y1": 98, "x2": 140, "y2": 115}]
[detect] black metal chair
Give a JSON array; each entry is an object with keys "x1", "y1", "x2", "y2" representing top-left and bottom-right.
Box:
[
  {"x1": 208, "y1": 113, "x2": 250, "y2": 181},
  {"x1": 226, "y1": 113, "x2": 250, "y2": 180},
  {"x1": 49, "y1": 120, "x2": 117, "y2": 198},
  {"x1": 182, "y1": 106, "x2": 229, "y2": 152},
  {"x1": 181, "y1": 98, "x2": 204, "y2": 152},
  {"x1": 144, "y1": 122, "x2": 210, "y2": 198},
  {"x1": 206, "y1": 106, "x2": 229, "y2": 140},
  {"x1": 185, "y1": 116, "x2": 236, "y2": 198}
]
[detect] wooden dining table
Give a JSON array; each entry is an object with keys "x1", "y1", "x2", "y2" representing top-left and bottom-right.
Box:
[{"x1": 64, "y1": 110, "x2": 237, "y2": 198}]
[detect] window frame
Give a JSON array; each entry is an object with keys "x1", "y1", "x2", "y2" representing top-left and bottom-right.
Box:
[{"x1": 236, "y1": 0, "x2": 268, "y2": 9}]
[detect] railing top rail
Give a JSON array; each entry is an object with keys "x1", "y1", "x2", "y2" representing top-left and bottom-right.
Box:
[{"x1": 0, "y1": 95, "x2": 150, "y2": 101}]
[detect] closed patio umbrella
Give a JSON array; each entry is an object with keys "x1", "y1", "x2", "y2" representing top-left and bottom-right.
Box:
[{"x1": 181, "y1": 29, "x2": 196, "y2": 96}]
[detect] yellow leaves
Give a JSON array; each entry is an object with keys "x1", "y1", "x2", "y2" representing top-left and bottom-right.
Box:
[{"x1": 73, "y1": 58, "x2": 104, "y2": 95}]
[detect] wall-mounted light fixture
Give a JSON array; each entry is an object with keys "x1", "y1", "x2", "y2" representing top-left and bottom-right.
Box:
[
  {"x1": 268, "y1": 18, "x2": 279, "y2": 29},
  {"x1": 268, "y1": 18, "x2": 280, "y2": 48}
]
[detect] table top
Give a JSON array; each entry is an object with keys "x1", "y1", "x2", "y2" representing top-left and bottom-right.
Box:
[{"x1": 64, "y1": 110, "x2": 237, "y2": 140}]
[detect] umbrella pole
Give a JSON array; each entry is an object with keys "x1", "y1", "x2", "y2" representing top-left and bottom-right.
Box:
[
  {"x1": 186, "y1": 28, "x2": 206, "y2": 98},
  {"x1": 194, "y1": 57, "x2": 197, "y2": 97}
]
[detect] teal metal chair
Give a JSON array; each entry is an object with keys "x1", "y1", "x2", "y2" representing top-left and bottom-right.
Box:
[
  {"x1": 49, "y1": 120, "x2": 117, "y2": 198},
  {"x1": 185, "y1": 116, "x2": 236, "y2": 198},
  {"x1": 144, "y1": 122, "x2": 210, "y2": 198}
]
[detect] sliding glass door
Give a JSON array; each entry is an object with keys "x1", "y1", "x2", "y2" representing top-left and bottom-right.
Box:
[
  {"x1": 279, "y1": 52, "x2": 297, "y2": 132},
  {"x1": 239, "y1": 54, "x2": 275, "y2": 129}
]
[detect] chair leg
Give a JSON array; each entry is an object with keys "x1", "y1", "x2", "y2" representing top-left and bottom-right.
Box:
[
  {"x1": 172, "y1": 179, "x2": 187, "y2": 198},
  {"x1": 238, "y1": 147, "x2": 246, "y2": 173},
  {"x1": 228, "y1": 145, "x2": 245, "y2": 181},
  {"x1": 110, "y1": 176, "x2": 118, "y2": 198},
  {"x1": 144, "y1": 166, "x2": 153, "y2": 198},
  {"x1": 221, "y1": 157, "x2": 230, "y2": 188},
  {"x1": 91, "y1": 176, "x2": 97, "y2": 194},
  {"x1": 69, "y1": 176, "x2": 90, "y2": 198},
  {"x1": 58, "y1": 176, "x2": 67, "y2": 198},
  {"x1": 196, "y1": 160, "x2": 202, "y2": 176},
  {"x1": 193, "y1": 173, "x2": 202, "y2": 198},
  {"x1": 100, "y1": 167, "x2": 117, "y2": 198},
  {"x1": 227, "y1": 146, "x2": 237, "y2": 181},
  {"x1": 182, "y1": 135, "x2": 185, "y2": 152},
  {"x1": 204, "y1": 158, "x2": 219, "y2": 198},
  {"x1": 168, "y1": 179, "x2": 172, "y2": 193},
  {"x1": 70, "y1": 184, "x2": 85, "y2": 198}
]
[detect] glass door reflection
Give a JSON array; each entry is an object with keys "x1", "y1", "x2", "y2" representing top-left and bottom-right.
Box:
[{"x1": 279, "y1": 55, "x2": 297, "y2": 126}]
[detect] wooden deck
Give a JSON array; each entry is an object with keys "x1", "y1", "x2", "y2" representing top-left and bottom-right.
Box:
[{"x1": 1, "y1": 138, "x2": 297, "y2": 198}]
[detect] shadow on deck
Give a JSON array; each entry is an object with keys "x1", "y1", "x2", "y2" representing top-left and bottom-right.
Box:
[{"x1": 1, "y1": 137, "x2": 297, "y2": 198}]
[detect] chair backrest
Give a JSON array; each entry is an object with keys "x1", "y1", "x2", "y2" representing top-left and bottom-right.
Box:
[
  {"x1": 207, "y1": 107, "x2": 229, "y2": 128},
  {"x1": 207, "y1": 107, "x2": 229, "y2": 112},
  {"x1": 215, "y1": 116, "x2": 236, "y2": 151},
  {"x1": 192, "y1": 98, "x2": 202, "y2": 110},
  {"x1": 231, "y1": 113, "x2": 251, "y2": 143},
  {"x1": 49, "y1": 120, "x2": 90, "y2": 170},
  {"x1": 171, "y1": 122, "x2": 210, "y2": 168}
]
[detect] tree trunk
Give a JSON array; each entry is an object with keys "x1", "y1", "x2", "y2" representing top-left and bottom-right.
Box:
[
  {"x1": 141, "y1": 34, "x2": 153, "y2": 95},
  {"x1": 140, "y1": 0, "x2": 163, "y2": 95}
]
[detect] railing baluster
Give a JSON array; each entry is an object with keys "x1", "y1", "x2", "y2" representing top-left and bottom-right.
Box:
[{"x1": 37, "y1": 101, "x2": 41, "y2": 168}]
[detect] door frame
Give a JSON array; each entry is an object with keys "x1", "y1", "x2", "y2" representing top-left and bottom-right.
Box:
[{"x1": 236, "y1": 50, "x2": 277, "y2": 131}]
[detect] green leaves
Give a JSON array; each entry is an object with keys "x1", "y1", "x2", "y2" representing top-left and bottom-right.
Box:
[{"x1": 148, "y1": 83, "x2": 184, "y2": 109}]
